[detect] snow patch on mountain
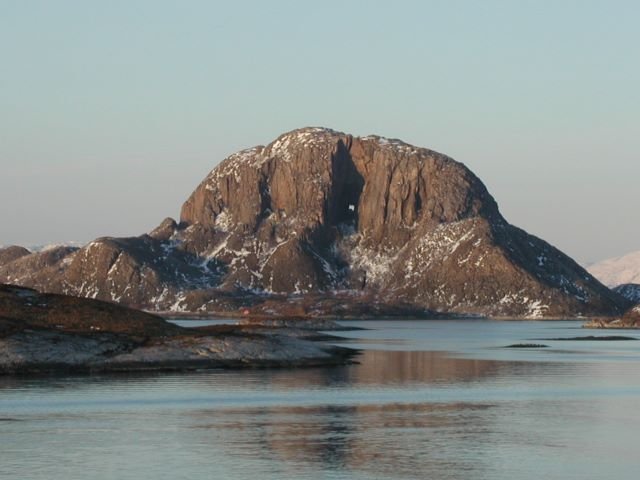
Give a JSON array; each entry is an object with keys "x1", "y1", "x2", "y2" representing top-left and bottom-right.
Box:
[{"x1": 588, "y1": 250, "x2": 640, "y2": 287}]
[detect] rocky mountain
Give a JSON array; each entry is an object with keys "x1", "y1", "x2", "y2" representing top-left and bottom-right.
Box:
[
  {"x1": 0, "y1": 127, "x2": 628, "y2": 318},
  {"x1": 588, "y1": 250, "x2": 640, "y2": 287},
  {"x1": 0, "y1": 245, "x2": 31, "y2": 265}
]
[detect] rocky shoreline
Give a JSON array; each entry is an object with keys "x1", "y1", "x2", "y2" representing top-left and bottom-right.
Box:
[
  {"x1": 583, "y1": 306, "x2": 640, "y2": 329},
  {"x1": 0, "y1": 284, "x2": 357, "y2": 375},
  {"x1": 0, "y1": 328, "x2": 356, "y2": 375}
]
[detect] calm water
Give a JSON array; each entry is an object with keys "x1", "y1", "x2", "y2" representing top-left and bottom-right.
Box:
[{"x1": 2, "y1": 320, "x2": 640, "y2": 479}]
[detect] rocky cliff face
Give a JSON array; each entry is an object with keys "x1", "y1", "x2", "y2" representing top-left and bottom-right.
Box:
[{"x1": 0, "y1": 128, "x2": 628, "y2": 317}]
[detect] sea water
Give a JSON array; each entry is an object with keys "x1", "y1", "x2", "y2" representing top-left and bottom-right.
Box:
[{"x1": 1, "y1": 320, "x2": 639, "y2": 480}]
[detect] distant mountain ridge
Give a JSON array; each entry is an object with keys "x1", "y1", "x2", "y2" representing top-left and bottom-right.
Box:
[
  {"x1": 588, "y1": 250, "x2": 640, "y2": 287},
  {"x1": 0, "y1": 127, "x2": 628, "y2": 318},
  {"x1": 27, "y1": 241, "x2": 85, "y2": 253}
]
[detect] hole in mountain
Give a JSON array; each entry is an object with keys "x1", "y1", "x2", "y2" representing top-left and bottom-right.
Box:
[{"x1": 328, "y1": 140, "x2": 364, "y2": 228}]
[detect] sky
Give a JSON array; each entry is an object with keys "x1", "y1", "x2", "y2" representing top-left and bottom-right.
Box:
[{"x1": 0, "y1": 0, "x2": 638, "y2": 264}]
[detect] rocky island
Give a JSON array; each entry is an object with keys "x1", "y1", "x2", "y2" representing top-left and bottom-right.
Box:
[
  {"x1": 0, "y1": 284, "x2": 355, "y2": 375},
  {"x1": 0, "y1": 128, "x2": 628, "y2": 318}
]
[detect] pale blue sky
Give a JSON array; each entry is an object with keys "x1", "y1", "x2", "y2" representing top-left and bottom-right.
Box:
[{"x1": 0, "y1": 0, "x2": 638, "y2": 263}]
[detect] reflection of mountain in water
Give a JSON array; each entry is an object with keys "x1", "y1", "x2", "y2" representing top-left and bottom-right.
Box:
[
  {"x1": 194, "y1": 402, "x2": 494, "y2": 479},
  {"x1": 259, "y1": 350, "x2": 520, "y2": 387},
  {"x1": 343, "y1": 350, "x2": 501, "y2": 384},
  {"x1": 186, "y1": 350, "x2": 573, "y2": 479}
]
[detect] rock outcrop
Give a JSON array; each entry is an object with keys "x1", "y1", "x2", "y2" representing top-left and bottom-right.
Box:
[
  {"x1": 0, "y1": 284, "x2": 355, "y2": 374},
  {"x1": 0, "y1": 128, "x2": 628, "y2": 318},
  {"x1": 0, "y1": 245, "x2": 79, "y2": 292}
]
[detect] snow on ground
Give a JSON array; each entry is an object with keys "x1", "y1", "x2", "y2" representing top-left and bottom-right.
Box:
[
  {"x1": 214, "y1": 211, "x2": 233, "y2": 232},
  {"x1": 350, "y1": 242, "x2": 398, "y2": 286},
  {"x1": 499, "y1": 292, "x2": 549, "y2": 318}
]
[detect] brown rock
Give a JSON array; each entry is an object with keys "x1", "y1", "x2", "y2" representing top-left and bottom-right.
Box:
[
  {"x1": 0, "y1": 246, "x2": 78, "y2": 290},
  {"x1": 583, "y1": 305, "x2": 640, "y2": 329},
  {"x1": 0, "y1": 284, "x2": 356, "y2": 374},
  {"x1": 0, "y1": 127, "x2": 628, "y2": 318},
  {"x1": 0, "y1": 246, "x2": 31, "y2": 266}
]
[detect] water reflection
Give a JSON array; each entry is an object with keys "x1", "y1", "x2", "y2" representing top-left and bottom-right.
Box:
[
  {"x1": 3, "y1": 320, "x2": 640, "y2": 480},
  {"x1": 343, "y1": 350, "x2": 500, "y2": 384},
  {"x1": 189, "y1": 401, "x2": 495, "y2": 479},
  {"x1": 252, "y1": 349, "x2": 564, "y2": 389},
  {"x1": 177, "y1": 350, "x2": 577, "y2": 479}
]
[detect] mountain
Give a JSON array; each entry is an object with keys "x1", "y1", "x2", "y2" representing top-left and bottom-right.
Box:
[
  {"x1": 613, "y1": 284, "x2": 640, "y2": 304},
  {"x1": 0, "y1": 246, "x2": 31, "y2": 265},
  {"x1": 588, "y1": 250, "x2": 640, "y2": 287},
  {"x1": 0, "y1": 127, "x2": 628, "y2": 318}
]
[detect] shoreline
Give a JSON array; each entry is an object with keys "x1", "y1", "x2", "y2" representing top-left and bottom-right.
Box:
[
  {"x1": 0, "y1": 285, "x2": 360, "y2": 376},
  {"x1": 0, "y1": 326, "x2": 359, "y2": 376},
  {"x1": 157, "y1": 311, "x2": 608, "y2": 322}
]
